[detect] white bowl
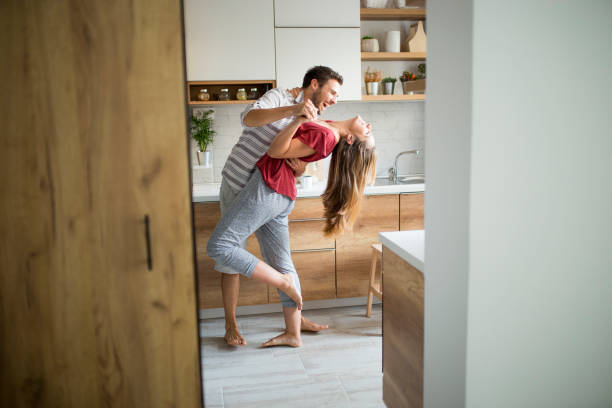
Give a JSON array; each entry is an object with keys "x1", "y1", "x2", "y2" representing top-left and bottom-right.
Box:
[{"x1": 365, "y1": 0, "x2": 388, "y2": 8}]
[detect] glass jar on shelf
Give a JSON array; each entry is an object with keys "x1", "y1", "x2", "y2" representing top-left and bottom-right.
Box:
[
  {"x1": 236, "y1": 88, "x2": 247, "y2": 101},
  {"x1": 247, "y1": 87, "x2": 258, "y2": 100},
  {"x1": 218, "y1": 88, "x2": 230, "y2": 101},
  {"x1": 197, "y1": 88, "x2": 210, "y2": 101}
]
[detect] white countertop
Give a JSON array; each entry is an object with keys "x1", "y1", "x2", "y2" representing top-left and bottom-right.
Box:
[
  {"x1": 379, "y1": 230, "x2": 425, "y2": 271},
  {"x1": 193, "y1": 181, "x2": 424, "y2": 202}
]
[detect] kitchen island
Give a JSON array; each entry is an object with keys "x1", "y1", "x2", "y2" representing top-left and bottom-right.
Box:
[{"x1": 379, "y1": 230, "x2": 424, "y2": 408}]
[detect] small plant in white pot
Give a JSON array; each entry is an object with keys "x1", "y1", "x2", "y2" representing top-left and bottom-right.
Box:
[
  {"x1": 191, "y1": 109, "x2": 216, "y2": 167},
  {"x1": 382, "y1": 77, "x2": 397, "y2": 95},
  {"x1": 361, "y1": 35, "x2": 379, "y2": 52}
]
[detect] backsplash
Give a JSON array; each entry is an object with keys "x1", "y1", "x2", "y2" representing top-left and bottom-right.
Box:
[{"x1": 191, "y1": 101, "x2": 424, "y2": 184}]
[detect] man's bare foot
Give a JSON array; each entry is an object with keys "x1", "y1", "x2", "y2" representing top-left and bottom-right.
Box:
[
  {"x1": 224, "y1": 326, "x2": 246, "y2": 346},
  {"x1": 262, "y1": 331, "x2": 302, "y2": 348},
  {"x1": 280, "y1": 274, "x2": 303, "y2": 309},
  {"x1": 301, "y1": 316, "x2": 329, "y2": 332}
]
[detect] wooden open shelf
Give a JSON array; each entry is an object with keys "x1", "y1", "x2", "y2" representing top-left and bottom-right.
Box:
[
  {"x1": 190, "y1": 100, "x2": 252, "y2": 105},
  {"x1": 362, "y1": 94, "x2": 425, "y2": 101},
  {"x1": 187, "y1": 80, "x2": 275, "y2": 105},
  {"x1": 361, "y1": 52, "x2": 426, "y2": 61},
  {"x1": 360, "y1": 8, "x2": 426, "y2": 21}
]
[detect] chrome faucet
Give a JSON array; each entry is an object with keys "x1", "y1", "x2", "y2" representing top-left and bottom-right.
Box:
[{"x1": 389, "y1": 149, "x2": 421, "y2": 184}]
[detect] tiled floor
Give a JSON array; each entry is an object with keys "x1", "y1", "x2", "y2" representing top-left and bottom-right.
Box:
[{"x1": 199, "y1": 304, "x2": 384, "y2": 408}]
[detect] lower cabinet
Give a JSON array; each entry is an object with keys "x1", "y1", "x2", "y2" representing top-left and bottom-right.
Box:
[
  {"x1": 193, "y1": 192, "x2": 424, "y2": 308},
  {"x1": 193, "y1": 202, "x2": 267, "y2": 309},
  {"x1": 336, "y1": 195, "x2": 399, "y2": 298},
  {"x1": 269, "y1": 250, "x2": 336, "y2": 302},
  {"x1": 400, "y1": 192, "x2": 425, "y2": 231},
  {"x1": 272, "y1": 199, "x2": 337, "y2": 303},
  {"x1": 382, "y1": 246, "x2": 424, "y2": 408}
]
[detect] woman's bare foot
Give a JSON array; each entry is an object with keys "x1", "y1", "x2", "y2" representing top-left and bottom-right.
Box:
[
  {"x1": 224, "y1": 326, "x2": 246, "y2": 346},
  {"x1": 262, "y1": 331, "x2": 302, "y2": 348},
  {"x1": 280, "y1": 274, "x2": 303, "y2": 310},
  {"x1": 301, "y1": 316, "x2": 329, "y2": 332}
]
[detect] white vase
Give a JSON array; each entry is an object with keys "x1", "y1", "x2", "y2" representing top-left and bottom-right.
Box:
[
  {"x1": 197, "y1": 150, "x2": 212, "y2": 168},
  {"x1": 365, "y1": 0, "x2": 387, "y2": 8},
  {"x1": 385, "y1": 31, "x2": 401, "y2": 52}
]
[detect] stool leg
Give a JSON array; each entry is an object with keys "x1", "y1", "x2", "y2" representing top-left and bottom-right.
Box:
[{"x1": 366, "y1": 248, "x2": 377, "y2": 317}]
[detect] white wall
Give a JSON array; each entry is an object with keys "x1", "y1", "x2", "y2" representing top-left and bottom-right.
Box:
[
  {"x1": 426, "y1": 0, "x2": 612, "y2": 407},
  {"x1": 466, "y1": 1, "x2": 612, "y2": 406}
]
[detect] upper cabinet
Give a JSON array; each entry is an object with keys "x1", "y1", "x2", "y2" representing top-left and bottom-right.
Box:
[
  {"x1": 274, "y1": 0, "x2": 359, "y2": 27},
  {"x1": 183, "y1": 0, "x2": 275, "y2": 81},
  {"x1": 275, "y1": 28, "x2": 362, "y2": 101}
]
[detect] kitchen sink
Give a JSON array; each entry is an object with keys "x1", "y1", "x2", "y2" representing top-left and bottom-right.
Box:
[{"x1": 374, "y1": 175, "x2": 425, "y2": 186}]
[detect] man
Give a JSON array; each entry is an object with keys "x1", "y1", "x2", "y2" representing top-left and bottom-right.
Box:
[{"x1": 216, "y1": 65, "x2": 343, "y2": 346}]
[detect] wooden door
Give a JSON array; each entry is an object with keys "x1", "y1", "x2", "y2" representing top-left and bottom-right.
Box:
[{"x1": 0, "y1": 1, "x2": 202, "y2": 407}]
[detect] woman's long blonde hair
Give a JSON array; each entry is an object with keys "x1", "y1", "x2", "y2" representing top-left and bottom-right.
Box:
[{"x1": 321, "y1": 138, "x2": 377, "y2": 237}]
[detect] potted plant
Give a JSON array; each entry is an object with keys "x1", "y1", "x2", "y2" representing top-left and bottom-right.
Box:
[
  {"x1": 191, "y1": 109, "x2": 216, "y2": 167},
  {"x1": 400, "y1": 64, "x2": 426, "y2": 95},
  {"x1": 382, "y1": 77, "x2": 397, "y2": 95},
  {"x1": 361, "y1": 35, "x2": 379, "y2": 52},
  {"x1": 364, "y1": 67, "x2": 382, "y2": 95}
]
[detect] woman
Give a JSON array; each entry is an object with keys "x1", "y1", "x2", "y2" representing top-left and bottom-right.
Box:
[{"x1": 207, "y1": 114, "x2": 376, "y2": 347}]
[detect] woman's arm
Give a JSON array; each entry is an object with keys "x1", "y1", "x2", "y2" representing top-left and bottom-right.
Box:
[{"x1": 267, "y1": 117, "x2": 316, "y2": 159}]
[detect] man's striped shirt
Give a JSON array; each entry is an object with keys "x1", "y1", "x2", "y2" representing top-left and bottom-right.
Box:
[{"x1": 221, "y1": 88, "x2": 302, "y2": 192}]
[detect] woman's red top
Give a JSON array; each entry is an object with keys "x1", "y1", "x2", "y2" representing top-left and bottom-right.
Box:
[{"x1": 256, "y1": 121, "x2": 338, "y2": 200}]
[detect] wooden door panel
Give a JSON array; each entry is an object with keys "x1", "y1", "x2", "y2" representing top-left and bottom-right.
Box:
[
  {"x1": 269, "y1": 250, "x2": 336, "y2": 302},
  {"x1": 0, "y1": 1, "x2": 202, "y2": 406},
  {"x1": 400, "y1": 193, "x2": 425, "y2": 231},
  {"x1": 336, "y1": 195, "x2": 399, "y2": 298}
]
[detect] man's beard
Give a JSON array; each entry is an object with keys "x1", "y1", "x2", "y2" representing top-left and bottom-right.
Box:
[{"x1": 310, "y1": 89, "x2": 323, "y2": 115}]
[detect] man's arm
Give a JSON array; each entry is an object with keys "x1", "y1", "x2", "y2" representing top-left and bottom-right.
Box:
[
  {"x1": 243, "y1": 104, "x2": 301, "y2": 127},
  {"x1": 243, "y1": 88, "x2": 315, "y2": 127}
]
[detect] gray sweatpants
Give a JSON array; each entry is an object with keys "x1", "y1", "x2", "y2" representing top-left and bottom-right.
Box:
[{"x1": 207, "y1": 169, "x2": 301, "y2": 308}]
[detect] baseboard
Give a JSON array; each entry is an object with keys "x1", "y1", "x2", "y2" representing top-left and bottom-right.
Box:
[{"x1": 198, "y1": 296, "x2": 382, "y2": 320}]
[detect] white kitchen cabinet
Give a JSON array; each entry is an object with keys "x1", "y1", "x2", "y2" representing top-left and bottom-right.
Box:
[
  {"x1": 183, "y1": 0, "x2": 275, "y2": 81},
  {"x1": 275, "y1": 28, "x2": 362, "y2": 101},
  {"x1": 274, "y1": 0, "x2": 359, "y2": 28}
]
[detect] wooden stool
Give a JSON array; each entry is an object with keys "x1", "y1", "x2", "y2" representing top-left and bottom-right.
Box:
[{"x1": 366, "y1": 243, "x2": 383, "y2": 317}]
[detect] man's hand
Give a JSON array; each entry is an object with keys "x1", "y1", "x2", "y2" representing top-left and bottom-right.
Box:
[
  {"x1": 285, "y1": 158, "x2": 308, "y2": 177},
  {"x1": 293, "y1": 99, "x2": 317, "y2": 121}
]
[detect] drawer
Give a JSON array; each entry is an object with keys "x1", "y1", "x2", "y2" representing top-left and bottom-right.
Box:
[
  {"x1": 289, "y1": 220, "x2": 334, "y2": 251},
  {"x1": 289, "y1": 197, "x2": 325, "y2": 220}
]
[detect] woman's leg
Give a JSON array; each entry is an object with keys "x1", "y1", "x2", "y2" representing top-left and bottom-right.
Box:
[
  {"x1": 206, "y1": 170, "x2": 302, "y2": 307},
  {"x1": 254, "y1": 206, "x2": 304, "y2": 347}
]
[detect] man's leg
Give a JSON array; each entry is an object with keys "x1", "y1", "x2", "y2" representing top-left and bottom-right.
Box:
[
  {"x1": 217, "y1": 178, "x2": 245, "y2": 346},
  {"x1": 221, "y1": 273, "x2": 245, "y2": 346}
]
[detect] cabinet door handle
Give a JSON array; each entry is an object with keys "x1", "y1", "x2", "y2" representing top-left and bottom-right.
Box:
[{"x1": 144, "y1": 215, "x2": 153, "y2": 270}]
